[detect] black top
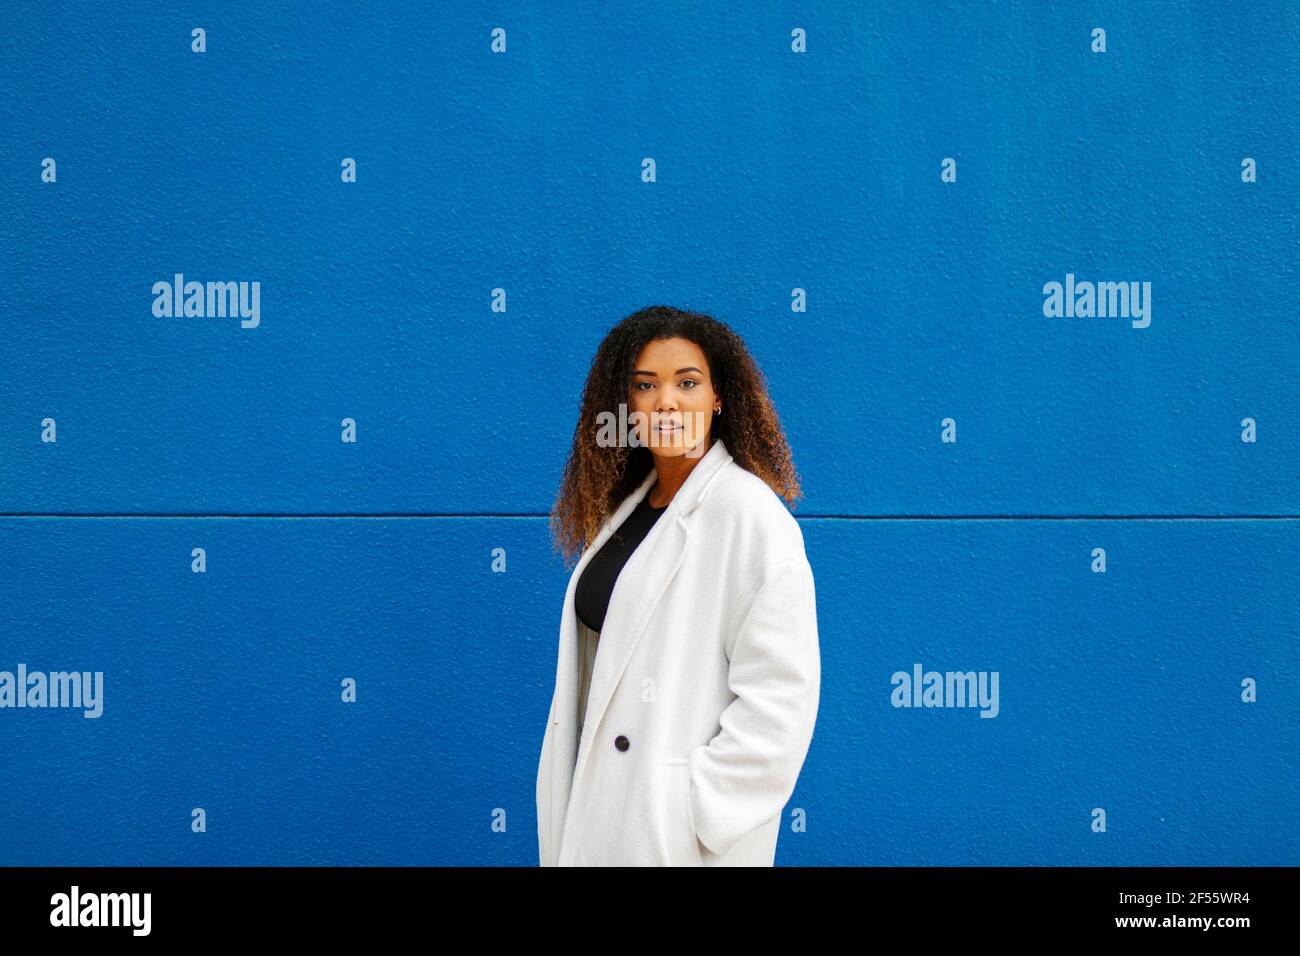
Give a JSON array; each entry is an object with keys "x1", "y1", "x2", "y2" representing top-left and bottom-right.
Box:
[{"x1": 575, "y1": 492, "x2": 669, "y2": 633}]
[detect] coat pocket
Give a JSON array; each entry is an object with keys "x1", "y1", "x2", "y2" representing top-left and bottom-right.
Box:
[{"x1": 662, "y1": 757, "x2": 704, "y2": 866}]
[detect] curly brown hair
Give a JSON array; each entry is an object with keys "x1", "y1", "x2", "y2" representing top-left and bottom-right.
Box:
[{"x1": 549, "y1": 305, "x2": 803, "y2": 569}]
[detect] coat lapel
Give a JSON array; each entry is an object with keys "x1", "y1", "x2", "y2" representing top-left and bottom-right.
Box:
[
  {"x1": 559, "y1": 438, "x2": 735, "y2": 855},
  {"x1": 545, "y1": 464, "x2": 656, "y2": 865}
]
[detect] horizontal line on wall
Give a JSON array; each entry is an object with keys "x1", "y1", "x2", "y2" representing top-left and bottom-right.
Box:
[{"x1": 0, "y1": 513, "x2": 1297, "y2": 521}]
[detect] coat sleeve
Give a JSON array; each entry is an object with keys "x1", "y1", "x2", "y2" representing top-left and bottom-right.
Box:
[{"x1": 687, "y1": 554, "x2": 821, "y2": 858}]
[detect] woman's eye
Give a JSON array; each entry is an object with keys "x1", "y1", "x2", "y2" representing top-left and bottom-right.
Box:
[{"x1": 634, "y1": 379, "x2": 697, "y2": 390}]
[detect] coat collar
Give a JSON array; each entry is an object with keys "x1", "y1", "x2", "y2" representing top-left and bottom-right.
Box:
[
  {"x1": 569, "y1": 436, "x2": 734, "y2": 575},
  {"x1": 557, "y1": 437, "x2": 734, "y2": 851},
  {"x1": 641, "y1": 435, "x2": 734, "y2": 519}
]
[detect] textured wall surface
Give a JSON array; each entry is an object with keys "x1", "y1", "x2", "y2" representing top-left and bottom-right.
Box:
[{"x1": 0, "y1": 1, "x2": 1296, "y2": 865}]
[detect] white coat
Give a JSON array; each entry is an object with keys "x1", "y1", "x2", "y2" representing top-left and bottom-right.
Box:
[{"x1": 536, "y1": 437, "x2": 821, "y2": 866}]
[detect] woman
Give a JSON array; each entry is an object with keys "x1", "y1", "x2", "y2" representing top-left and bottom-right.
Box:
[{"x1": 536, "y1": 305, "x2": 821, "y2": 866}]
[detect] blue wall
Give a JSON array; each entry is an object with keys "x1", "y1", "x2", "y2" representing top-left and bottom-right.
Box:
[{"x1": 0, "y1": 1, "x2": 1295, "y2": 865}]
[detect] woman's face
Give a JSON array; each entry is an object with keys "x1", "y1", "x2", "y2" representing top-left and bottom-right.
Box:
[{"x1": 628, "y1": 337, "x2": 721, "y2": 459}]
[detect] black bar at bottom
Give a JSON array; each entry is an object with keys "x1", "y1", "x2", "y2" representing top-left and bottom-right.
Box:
[{"x1": 0, "y1": 865, "x2": 1284, "y2": 939}]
